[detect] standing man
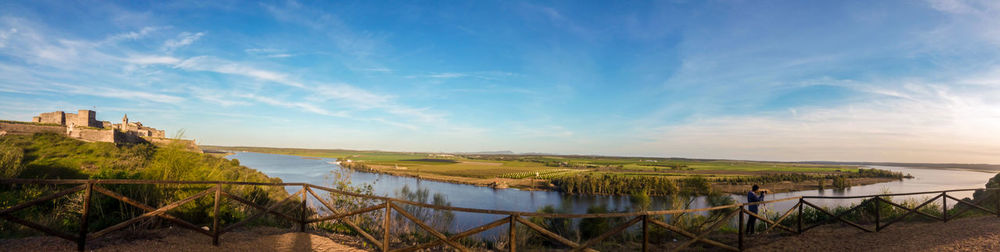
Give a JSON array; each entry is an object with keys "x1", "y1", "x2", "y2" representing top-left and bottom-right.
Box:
[{"x1": 746, "y1": 184, "x2": 765, "y2": 234}]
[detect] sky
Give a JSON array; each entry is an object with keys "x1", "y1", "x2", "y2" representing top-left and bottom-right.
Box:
[{"x1": 1, "y1": 0, "x2": 1000, "y2": 164}]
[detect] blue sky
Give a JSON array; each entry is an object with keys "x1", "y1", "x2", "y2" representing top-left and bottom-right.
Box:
[{"x1": 2, "y1": 0, "x2": 1000, "y2": 163}]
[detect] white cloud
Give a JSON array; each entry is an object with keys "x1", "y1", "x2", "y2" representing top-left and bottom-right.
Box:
[
  {"x1": 407, "y1": 71, "x2": 516, "y2": 80},
  {"x1": 49, "y1": 82, "x2": 185, "y2": 104},
  {"x1": 126, "y1": 55, "x2": 181, "y2": 65},
  {"x1": 311, "y1": 84, "x2": 444, "y2": 122},
  {"x1": 353, "y1": 67, "x2": 392, "y2": 73},
  {"x1": 104, "y1": 26, "x2": 161, "y2": 43},
  {"x1": 187, "y1": 87, "x2": 251, "y2": 107},
  {"x1": 922, "y1": 0, "x2": 1000, "y2": 48},
  {"x1": 162, "y1": 32, "x2": 204, "y2": 51},
  {"x1": 265, "y1": 53, "x2": 292, "y2": 58},
  {"x1": 427, "y1": 73, "x2": 465, "y2": 79},
  {"x1": 174, "y1": 56, "x2": 304, "y2": 87},
  {"x1": 240, "y1": 94, "x2": 348, "y2": 117},
  {"x1": 244, "y1": 48, "x2": 294, "y2": 58},
  {"x1": 0, "y1": 28, "x2": 15, "y2": 48},
  {"x1": 633, "y1": 77, "x2": 1000, "y2": 163},
  {"x1": 168, "y1": 56, "x2": 445, "y2": 125}
]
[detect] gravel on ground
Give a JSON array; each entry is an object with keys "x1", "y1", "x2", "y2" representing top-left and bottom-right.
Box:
[
  {"x1": 746, "y1": 215, "x2": 1000, "y2": 252},
  {"x1": 4, "y1": 216, "x2": 1000, "y2": 251},
  {"x1": 0, "y1": 226, "x2": 372, "y2": 252}
]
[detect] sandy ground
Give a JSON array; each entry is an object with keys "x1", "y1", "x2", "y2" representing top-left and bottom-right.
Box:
[
  {"x1": 0, "y1": 226, "x2": 371, "y2": 252},
  {"x1": 4, "y1": 216, "x2": 1000, "y2": 251},
  {"x1": 746, "y1": 215, "x2": 1000, "y2": 252}
]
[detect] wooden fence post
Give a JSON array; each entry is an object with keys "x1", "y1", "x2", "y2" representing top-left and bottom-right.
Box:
[
  {"x1": 642, "y1": 214, "x2": 649, "y2": 252},
  {"x1": 874, "y1": 196, "x2": 880, "y2": 231},
  {"x1": 383, "y1": 199, "x2": 391, "y2": 252},
  {"x1": 300, "y1": 185, "x2": 308, "y2": 232},
  {"x1": 942, "y1": 192, "x2": 948, "y2": 222},
  {"x1": 78, "y1": 181, "x2": 93, "y2": 252},
  {"x1": 797, "y1": 199, "x2": 803, "y2": 234},
  {"x1": 212, "y1": 183, "x2": 221, "y2": 246},
  {"x1": 509, "y1": 215, "x2": 516, "y2": 252},
  {"x1": 738, "y1": 205, "x2": 744, "y2": 251}
]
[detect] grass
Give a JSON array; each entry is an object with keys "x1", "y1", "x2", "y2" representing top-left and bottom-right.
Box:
[
  {"x1": 1, "y1": 133, "x2": 295, "y2": 238},
  {"x1": 0, "y1": 120, "x2": 62, "y2": 127}
]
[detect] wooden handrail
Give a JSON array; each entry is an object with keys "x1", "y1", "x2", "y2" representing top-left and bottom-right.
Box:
[
  {"x1": 802, "y1": 188, "x2": 999, "y2": 199},
  {"x1": 3, "y1": 178, "x2": 1000, "y2": 252},
  {"x1": 4, "y1": 179, "x2": 992, "y2": 217}
]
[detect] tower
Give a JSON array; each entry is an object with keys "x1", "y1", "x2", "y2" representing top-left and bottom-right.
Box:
[
  {"x1": 122, "y1": 114, "x2": 128, "y2": 130},
  {"x1": 77, "y1": 110, "x2": 96, "y2": 128}
]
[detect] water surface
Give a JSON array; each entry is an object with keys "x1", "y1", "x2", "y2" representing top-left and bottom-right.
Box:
[{"x1": 227, "y1": 152, "x2": 998, "y2": 232}]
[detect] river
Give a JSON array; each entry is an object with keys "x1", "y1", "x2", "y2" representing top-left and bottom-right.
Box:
[{"x1": 226, "y1": 152, "x2": 999, "y2": 234}]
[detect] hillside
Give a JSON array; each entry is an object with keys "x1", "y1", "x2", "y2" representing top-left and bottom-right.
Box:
[{"x1": 0, "y1": 133, "x2": 291, "y2": 239}]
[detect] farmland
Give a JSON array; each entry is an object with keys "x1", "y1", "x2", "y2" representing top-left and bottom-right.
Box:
[{"x1": 205, "y1": 146, "x2": 909, "y2": 195}]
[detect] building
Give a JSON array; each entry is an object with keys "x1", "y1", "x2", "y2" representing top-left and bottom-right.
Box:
[
  {"x1": 13, "y1": 109, "x2": 166, "y2": 143},
  {"x1": 114, "y1": 114, "x2": 166, "y2": 138},
  {"x1": 32, "y1": 109, "x2": 104, "y2": 128}
]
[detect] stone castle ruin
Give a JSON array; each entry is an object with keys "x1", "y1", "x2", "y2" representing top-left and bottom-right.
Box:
[{"x1": 0, "y1": 109, "x2": 167, "y2": 143}]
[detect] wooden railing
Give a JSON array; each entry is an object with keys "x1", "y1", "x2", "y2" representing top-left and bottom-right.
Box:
[{"x1": 1, "y1": 179, "x2": 998, "y2": 251}]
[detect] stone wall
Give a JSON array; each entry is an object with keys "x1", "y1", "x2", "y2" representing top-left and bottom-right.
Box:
[
  {"x1": 69, "y1": 127, "x2": 115, "y2": 142},
  {"x1": 76, "y1": 110, "x2": 100, "y2": 128},
  {"x1": 0, "y1": 122, "x2": 66, "y2": 135},
  {"x1": 38, "y1": 111, "x2": 65, "y2": 125},
  {"x1": 116, "y1": 130, "x2": 145, "y2": 143},
  {"x1": 146, "y1": 137, "x2": 203, "y2": 153},
  {"x1": 64, "y1": 113, "x2": 78, "y2": 126}
]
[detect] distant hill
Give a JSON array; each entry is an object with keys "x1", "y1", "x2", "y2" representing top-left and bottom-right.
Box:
[{"x1": 457, "y1": 150, "x2": 515, "y2": 155}]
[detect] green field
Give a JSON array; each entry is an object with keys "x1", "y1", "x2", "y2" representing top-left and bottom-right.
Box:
[{"x1": 208, "y1": 146, "x2": 866, "y2": 179}]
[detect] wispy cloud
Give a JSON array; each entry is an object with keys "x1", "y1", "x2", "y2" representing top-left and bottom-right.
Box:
[
  {"x1": 49, "y1": 82, "x2": 185, "y2": 104},
  {"x1": 406, "y1": 71, "x2": 516, "y2": 80},
  {"x1": 260, "y1": 1, "x2": 390, "y2": 72},
  {"x1": 0, "y1": 28, "x2": 16, "y2": 48},
  {"x1": 240, "y1": 93, "x2": 348, "y2": 117},
  {"x1": 103, "y1": 26, "x2": 162, "y2": 43},
  {"x1": 173, "y1": 56, "x2": 305, "y2": 87},
  {"x1": 162, "y1": 32, "x2": 204, "y2": 52},
  {"x1": 244, "y1": 48, "x2": 295, "y2": 58},
  {"x1": 632, "y1": 75, "x2": 1000, "y2": 163},
  {"x1": 126, "y1": 55, "x2": 181, "y2": 65},
  {"x1": 265, "y1": 53, "x2": 292, "y2": 58}
]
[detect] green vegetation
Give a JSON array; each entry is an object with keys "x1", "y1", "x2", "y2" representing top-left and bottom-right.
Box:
[
  {"x1": 513, "y1": 184, "x2": 737, "y2": 250},
  {"x1": 0, "y1": 120, "x2": 62, "y2": 127},
  {"x1": 0, "y1": 133, "x2": 292, "y2": 238},
  {"x1": 209, "y1": 146, "x2": 910, "y2": 196}
]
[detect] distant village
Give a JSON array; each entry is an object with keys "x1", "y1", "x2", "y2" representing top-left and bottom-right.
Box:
[{"x1": 0, "y1": 109, "x2": 169, "y2": 144}]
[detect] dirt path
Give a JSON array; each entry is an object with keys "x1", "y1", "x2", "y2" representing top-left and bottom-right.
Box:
[
  {"x1": 747, "y1": 215, "x2": 1000, "y2": 252},
  {"x1": 5, "y1": 216, "x2": 1000, "y2": 251},
  {"x1": 0, "y1": 226, "x2": 371, "y2": 252}
]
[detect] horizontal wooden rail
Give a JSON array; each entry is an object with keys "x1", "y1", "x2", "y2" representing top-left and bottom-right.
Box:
[
  {"x1": 802, "y1": 187, "x2": 999, "y2": 199},
  {"x1": 0, "y1": 178, "x2": 306, "y2": 186},
  {"x1": 3, "y1": 179, "x2": 1000, "y2": 252}
]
